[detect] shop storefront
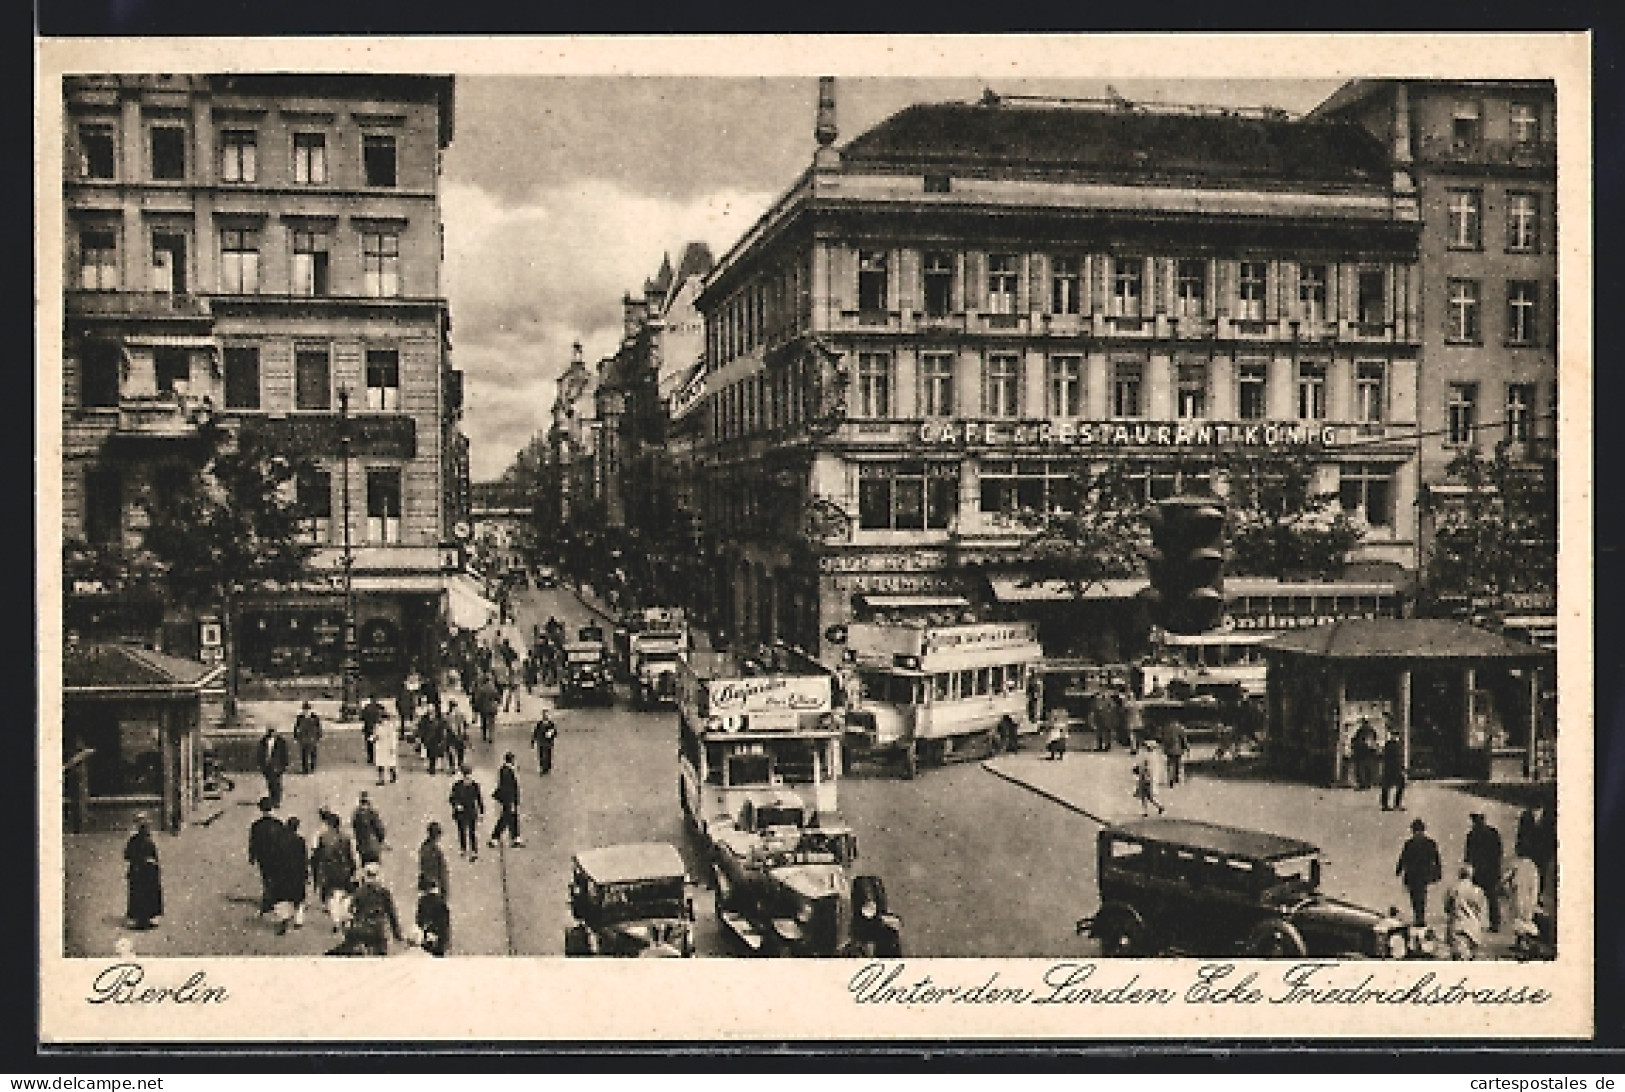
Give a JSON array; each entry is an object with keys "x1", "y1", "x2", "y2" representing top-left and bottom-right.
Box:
[{"x1": 1264, "y1": 618, "x2": 1549, "y2": 785}]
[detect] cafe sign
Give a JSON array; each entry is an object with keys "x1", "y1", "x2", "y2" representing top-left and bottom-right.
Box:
[{"x1": 918, "y1": 419, "x2": 1342, "y2": 449}]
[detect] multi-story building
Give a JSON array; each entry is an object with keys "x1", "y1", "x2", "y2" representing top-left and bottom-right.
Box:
[
  {"x1": 1309, "y1": 80, "x2": 1558, "y2": 612},
  {"x1": 686, "y1": 80, "x2": 1425, "y2": 661},
  {"x1": 61, "y1": 74, "x2": 464, "y2": 684},
  {"x1": 547, "y1": 341, "x2": 599, "y2": 527}
]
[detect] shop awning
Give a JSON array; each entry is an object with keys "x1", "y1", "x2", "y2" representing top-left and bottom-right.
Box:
[
  {"x1": 853, "y1": 594, "x2": 970, "y2": 612},
  {"x1": 987, "y1": 576, "x2": 1147, "y2": 602},
  {"x1": 446, "y1": 573, "x2": 498, "y2": 631},
  {"x1": 1265, "y1": 619, "x2": 1547, "y2": 661}
]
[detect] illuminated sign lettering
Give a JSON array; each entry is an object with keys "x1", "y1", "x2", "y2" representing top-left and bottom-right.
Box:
[{"x1": 918, "y1": 420, "x2": 1341, "y2": 448}]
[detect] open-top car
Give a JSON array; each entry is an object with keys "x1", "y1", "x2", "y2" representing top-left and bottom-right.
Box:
[
  {"x1": 565, "y1": 842, "x2": 695, "y2": 957},
  {"x1": 1078, "y1": 818, "x2": 1411, "y2": 959}
]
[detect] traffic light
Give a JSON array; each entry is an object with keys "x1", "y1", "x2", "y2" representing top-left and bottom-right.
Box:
[{"x1": 1140, "y1": 495, "x2": 1226, "y2": 634}]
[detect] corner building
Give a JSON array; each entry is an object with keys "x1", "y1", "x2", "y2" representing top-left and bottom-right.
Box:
[
  {"x1": 689, "y1": 87, "x2": 1426, "y2": 661},
  {"x1": 61, "y1": 75, "x2": 464, "y2": 683}
]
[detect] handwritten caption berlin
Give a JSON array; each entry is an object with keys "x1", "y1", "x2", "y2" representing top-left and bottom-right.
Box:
[{"x1": 849, "y1": 961, "x2": 1552, "y2": 1007}]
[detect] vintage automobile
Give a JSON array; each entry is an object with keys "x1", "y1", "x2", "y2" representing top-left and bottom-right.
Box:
[
  {"x1": 564, "y1": 842, "x2": 695, "y2": 957},
  {"x1": 1078, "y1": 818, "x2": 1412, "y2": 959},
  {"x1": 535, "y1": 565, "x2": 560, "y2": 589},
  {"x1": 559, "y1": 641, "x2": 614, "y2": 707},
  {"x1": 709, "y1": 794, "x2": 902, "y2": 957}
]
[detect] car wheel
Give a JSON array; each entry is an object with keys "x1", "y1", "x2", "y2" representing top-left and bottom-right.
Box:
[
  {"x1": 1246, "y1": 919, "x2": 1308, "y2": 959},
  {"x1": 564, "y1": 925, "x2": 591, "y2": 956},
  {"x1": 1096, "y1": 916, "x2": 1146, "y2": 957}
]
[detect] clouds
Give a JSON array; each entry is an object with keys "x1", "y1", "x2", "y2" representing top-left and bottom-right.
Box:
[{"x1": 444, "y1": 178, "x2": 774, "y2": 479}]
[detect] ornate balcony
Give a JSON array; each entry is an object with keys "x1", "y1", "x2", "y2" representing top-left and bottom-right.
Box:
[
  {"x1": 112, "y1": 392, "x2": 213, "y2": 440},
  {"x1": 1417, "y1": 135, "x2": 1556, "y2": 171}
]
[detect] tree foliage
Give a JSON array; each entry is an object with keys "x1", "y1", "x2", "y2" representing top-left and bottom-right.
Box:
[
  {"x1": 1222, "y1": 453, "x2": 1365, "y2": 577},
  {"x1": 1017, "y1": 463, "x2": 1148, "y2": 591},
  {"x1": 1422, "y1": 444, "x2": 1557, "y2": 609},
  {"x1": 139, "y1": 424, "x2": 315, "y2": 609}
]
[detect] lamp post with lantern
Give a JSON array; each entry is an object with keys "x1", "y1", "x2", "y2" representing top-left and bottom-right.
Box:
[{"x1": 338, "y1": 387, "x2": 361, "y2": 722}]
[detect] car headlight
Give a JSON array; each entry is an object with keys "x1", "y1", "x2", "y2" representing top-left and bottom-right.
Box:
[
  {"x1": 1386, "y1": 931, "x2": 1409, "y2": 960},
  {"x1": 795, "y1": 902, "x2": 813, "y2": 924}
]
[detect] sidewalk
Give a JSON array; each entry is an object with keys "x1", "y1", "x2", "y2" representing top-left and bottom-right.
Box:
[{"x1": 983, "y1": 744, "x2": 1526, "y2": 958}]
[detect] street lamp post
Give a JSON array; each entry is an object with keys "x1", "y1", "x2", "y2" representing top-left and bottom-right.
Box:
[{"x1": 338, "y1": 387, "x2": 361, "y2": 722}]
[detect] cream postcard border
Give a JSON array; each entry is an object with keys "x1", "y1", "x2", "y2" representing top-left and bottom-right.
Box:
[{"x1": 35, "y1": 32, "x2": 1594, "y2": 1043}]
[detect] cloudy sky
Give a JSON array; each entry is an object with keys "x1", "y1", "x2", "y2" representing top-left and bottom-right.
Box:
[{"x1": 442, "y1": 77, "x2": 1343, "y2": 479}]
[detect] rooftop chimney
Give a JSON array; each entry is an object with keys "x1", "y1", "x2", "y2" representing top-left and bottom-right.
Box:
[{"x1": 814, "y1": 76, "x2": 839, "y2": 169}]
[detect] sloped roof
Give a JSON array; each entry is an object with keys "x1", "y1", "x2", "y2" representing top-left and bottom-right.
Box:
[
  {"x1": 839, "y1": 101, "x2": 1390, "y2": 186},
  {"x1": 673, "y1": 241, "x2": 715, "y2": 284},
  {"x1": 1264, "y1": 619, "x2": 1545, "y2": 661},
  {"x1": 63, "y1": 643, "x2": 224, "y2": 692}
]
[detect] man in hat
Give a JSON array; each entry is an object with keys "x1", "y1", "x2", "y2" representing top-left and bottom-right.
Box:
[
  {"x1": 1380, "y1": 727, "x2": 1407, "y2": 811},
  {"x1": 1395, "y1": 817, "x2": 1443, "y2": 927},
  {"x1": 360, "y1": 694, "x2": 386, "y2": 767},
  {"x1": 449, "y1": 765, "x2": 485, "y2": 861},
  {"x1": 352, "y1": 791, "x2": 387, "y2": 866},
  {"x1": 418, "y1": 820, "x2": 450, "y2": 902},
  {"x1": 1465, "y1": 812, "x2": 1505, "y2": 932},
  {"x1": 257, "y1": 726, "x2": 290, "y2": 808},
  {"x1": 489, "y1": 752, "x2": 524, "y2": 849},
  {"x1": 293, "y1": 700, "x2": 323, "y2": 774},
  {"x1": 247, "y1": 797, "x2": 285, "y2": 919},
  {"x1": 341, "y1": 862, "x2": 402, "y2": 956}
]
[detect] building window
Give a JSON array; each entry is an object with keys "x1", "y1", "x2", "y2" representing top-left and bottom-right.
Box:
[
  {"x1": 1355, "y1": 361, "x2": 1386, "y2": 424},
  {"x1": 365, "y1": 348, "x2": 401, "y2": 412},
  {"x1": 80, "y1": 341, "x2": 121, "y2": 408},
  {"x1": 1176, "y1": 361, "x2": 1208, "y2": 419},
  {"x1": 362, "y1": 134, "x2": 398, "y2": 187},
  {"x1": 1507, "y1": 192, "x2": 1539, "y2": 252},
  {"x1": 923, "y1": 252, "x2": 955, "y2": 317},
  {"x1": 295, "y1": 347, "x2": 331, "y2": 411},
  {"x1": 1299, "y1": 263, "x2": 1328, "y2": 323},
  {"x1": 1447, "y1": 382, "x2": 1478, "y2": 445},
  {"x1": 1237, "y1": 261, "x2": 1268, "y2": 321},
  {"x1": 855, "y1": 353, "x2": 892, "y2": 418},
  {"x1": 979, "y1": 461, "x2": 1077, "y2": 515},
  {"x1": 1339, "y1": 463, "x2": 1393, "y2": 528},
  {"x1": 924, "y1": 174, "x2": 951, "y2": 194},
  {"x1": 987, "y1": 254, "x2": 1019, "y2": 315},
  {"x1": 984, "y1": 354, "x2": 1020, "y2": 417},
  {"x1": 150, "y1": 125, "x2": 186, "y2": 180},
  {"x1": 1507, "y1": 281, "x2": 1539, "y2": 345},
  {"x1": 223, "y1": 346, "x2": 260, "y2": 410},
  {"x1": 150, "y1": 232, "x2": 187, "y2": 294},
  {"x1": 1506, "y1": 383, "x2": 1535, "y2": 444},
  {"x1": 920, "y1": 353, "x2": 955, "y2": 417},
  {"x1": 365, "y1": 468, "x2": 403, "y2": 543},
  {"x1": 1296, "y1": 361, "x2": 1327, "y2": 421},
  {"x1": 78, "y1": 124, "x2": 115, "y2": 179},
  {"x1": 219, "y1": 129, "x2": 257, "y2": 183},
  {"x1": 362, "y1": 232, "x2": 401, "y2": 298},
  {"x1": 1112, "y1": 360, "x2": 1144, "y2": 418},
  {"x1": 78, "y1": 229, "x2": 118, "y2": 291},
  {"x1": 1175, "y1": 259, "x2": 1207, "y2": 318},
  {"x1": 1452, "y1": 100, "x2": 1481, "y2": 146},
  {"x1": 1125, "y1": 460, "x2": 1213, "y2": 504},
  {"x1": 1447, "y1": 278, "x2": 1481, "y2": 343},
  {"x1": 857, "y1": 250, "x2": 888, "y2": 313},
  {"x1": 292, "y1": 230, "x2": 330, "y2": 296},
  {"x1": 1447, "y1": 190, "x2": 1482, "y2": 249},
  {"x1": 1510, "y1": 102, "x2": 1541, "y2": 145},
  {"x1": 154, "y1": 349, "x2": 190, "y2": 395},
  {"x1": 219, "y1": 228, "x2": 260, "y2": 294},
  {"x1": 858, "y1": 462, "x2": 956, "y2": 531},
  {"x1": 1111, "y1": 258, "x2": 1143, "y2": 317},
  {"x1": 1357, "y1": 270, "x2": 1387, "y2": 328},
  {"x1": 1046, "y1": 355, "x2": 1082, "y2": 417},
  {"x1": 293, "y1": 132, "x2": 328, "y2": 184},
  {"x1": 296, "y1": 467, "x2": 332, "y2": 543},
  {"x1": 1238, "y1": 360, "x2": 1268, "y2": 420},
  {"x1": 1052, "y1": 256, "x2": 1082, "y2": 315}
]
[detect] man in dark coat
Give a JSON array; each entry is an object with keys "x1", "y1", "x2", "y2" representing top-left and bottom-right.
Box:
[
  {"x1": 1350, "y1": 720, "x2": 1379, "y2": 790},
  {"x1": 257, "y1": 727, "x2": 290, "y2": 808},
  {"x1": 310, "y1": 809, "x2": 357, "y2": 928},
  {"x1": 1395, "y1": 817, "x2": 1443, "y2": 927},
  {"x1": 1162, "y1": 718, "x2": 1190, "y2": 786},
  {"x1": 271, "y1": 816, "x2": 310, "y2": 935},
  {"x1": 443, "y1": 700, "x2": 469, "y2": 773},
  {"x1": 449, "y1": 765, "x2": 485, "y2": 861},
  {"x1": 489, "y1": 752, "x2": 524, "y2": 848},
  {"x1": 416, "y1": 877, "x2": 450, "y2": 957},
  {"x1": 247, "y1": 797, "x2": 285, "y2": 917},
  {"x1": 360, "y1": 695, "x2": 386, "y2": 766},
  {"x1": 531, "y1": 712, "x2": 557, "y2": 775},
  {"x1": 352, "y1": 791, "x2": 387, "y2": 865},
  {"x1": 1465, "y1": 812, "x2": 1505, "y2": 931},
  {"x1": 293, "y1": 701, "x2": 323, "y2": 774},
  {"x1": 418, "y1": 820, "x2": 451, "y2": 901},
  {"x1": 123, "y1": 814, "x2": 162, "y2": 930},
  {"x1": 1380, "y1": 729, "x2": 1407, "y2": 811},
  {"x1": 334, "y1": 862, "x2": 402, "y2": 956},
  {"x1": 417, "y1": 707, "x2": 447, "y2": 775},
  {"x1": 473, "y1": 674, "x2": 501, "y2": 743}
]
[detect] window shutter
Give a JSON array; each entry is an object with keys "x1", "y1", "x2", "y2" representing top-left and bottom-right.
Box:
[
  {"x1": 965, "y1": 251, "x2": 987, "y2": 311},
  {"x1": 898, "y1": 249, "x2": 921, "y2": 312},
  {"x1": 1264, "y1": 261, "x2": 1280, "y2": 322},
  {"x1": 832, "y1": 247, "x2": 858, "y2": 313},
  {"x1": 1337, "y1": 265, "x2": 1355, "y2": 324},
  {"x1": 1090, "y1": 255, "x2": 1107, "y2": 316},
  {"x1": 1028, "y1": 254, "x2": 1047, "y2": 313},
  {"x1": 888, "y1": 248, "x2": 903, "y2": 313},
  {"x1": 1281, "y1": 262, "x2": 1300, "y2": 322}
]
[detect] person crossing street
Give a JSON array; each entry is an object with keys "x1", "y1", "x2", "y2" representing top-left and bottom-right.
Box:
[{"x1": 293, "y1": 701, "x2": 323, "y2": 774}]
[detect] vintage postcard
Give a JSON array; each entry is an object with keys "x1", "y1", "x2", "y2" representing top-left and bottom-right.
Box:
[{"x1": 36, "y1": 32, "x2": 1593, "y2": 1043}]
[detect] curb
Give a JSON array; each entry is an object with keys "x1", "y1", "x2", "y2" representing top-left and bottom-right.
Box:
[{"x1": 980, "y1": 760, "x2": 1113, "y2": 827}]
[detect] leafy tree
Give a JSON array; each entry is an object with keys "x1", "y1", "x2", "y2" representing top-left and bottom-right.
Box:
[
  {"x1": 1016, "y1": 462, "x2": 1148, "y2": 592},
  {"x1": 1222, "y1": 452, "x2": 1364, "y2": 578},
  {"x1": 1421, "y1": 443, "x2": 1557, "y2": 612}
]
